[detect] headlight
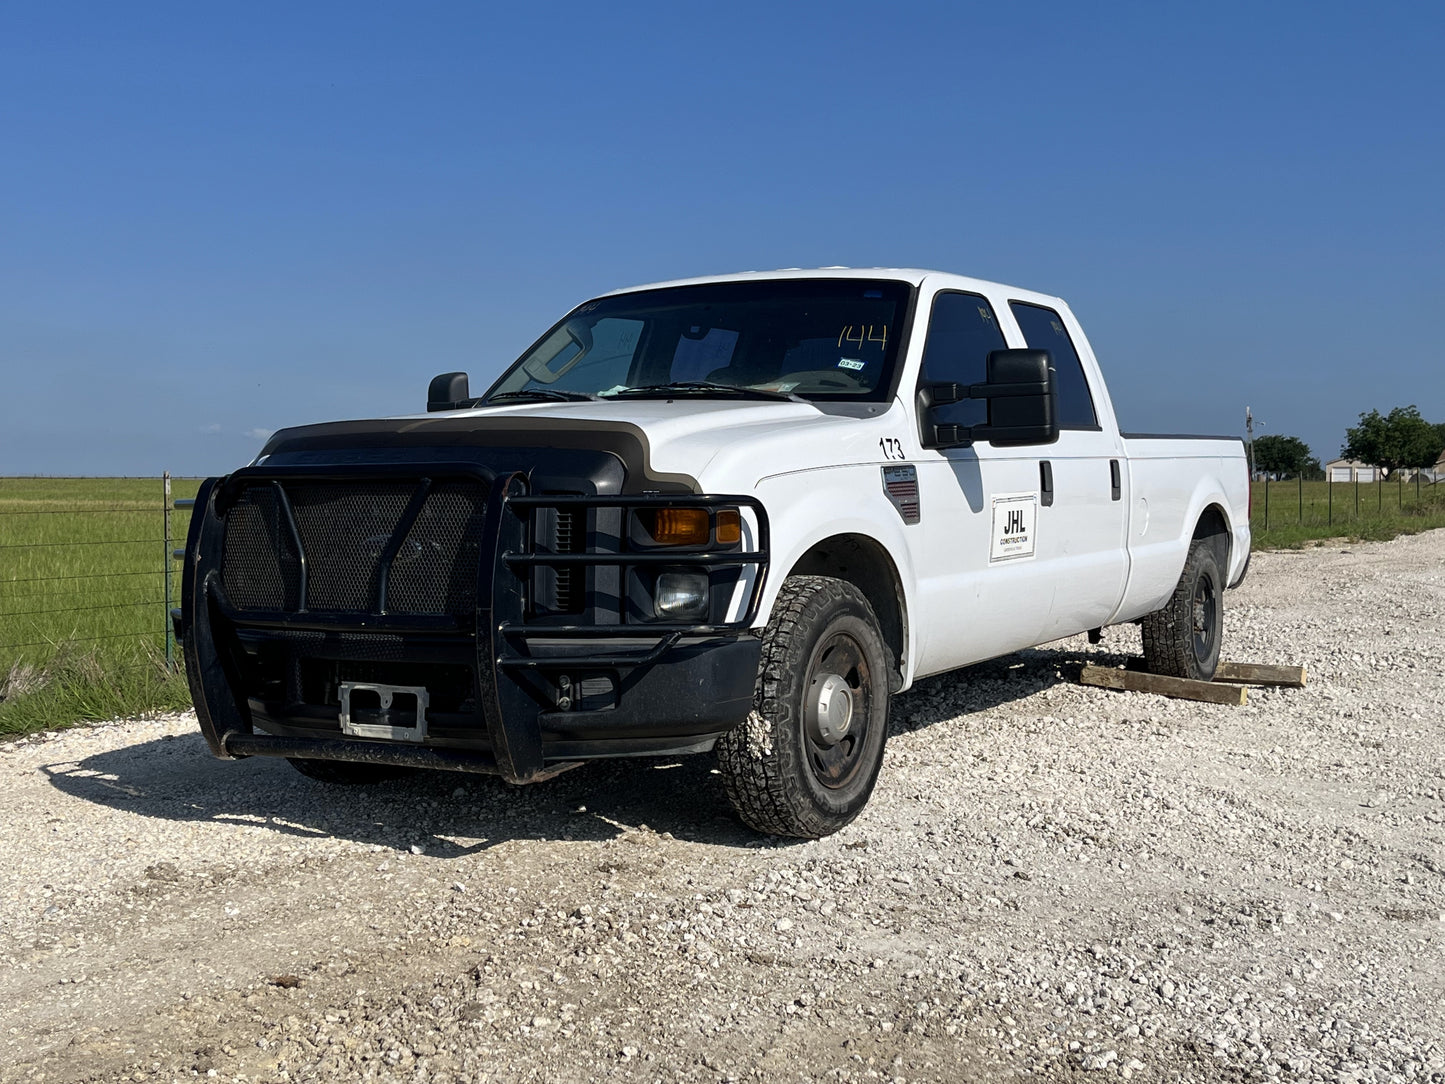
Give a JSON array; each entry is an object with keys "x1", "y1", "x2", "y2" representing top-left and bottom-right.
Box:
[{"x1": 654, "y1": 572, "x2": 710, "y2": 620}]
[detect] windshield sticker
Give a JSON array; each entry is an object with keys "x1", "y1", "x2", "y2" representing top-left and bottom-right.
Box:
[
  {"x1": 837, "y1": 358, "x2": 865, "y2": 371},
  {"x1": 989, "y1": 492, "x2": 1038, "y2": 562}
]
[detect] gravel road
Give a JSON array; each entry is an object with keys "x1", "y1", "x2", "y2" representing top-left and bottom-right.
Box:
[{"x1": 3, "y1": 531, "x2": 1443, "y2": 1084}]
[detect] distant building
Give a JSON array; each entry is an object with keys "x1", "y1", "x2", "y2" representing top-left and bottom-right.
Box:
[{"x1": 1324, "y1": 459, "x2": 1380, "y2": 483}]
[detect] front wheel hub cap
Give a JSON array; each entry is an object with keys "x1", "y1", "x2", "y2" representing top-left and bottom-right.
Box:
[{"x1": 806, "y1": 673, "x2": 853, "y2": 746}]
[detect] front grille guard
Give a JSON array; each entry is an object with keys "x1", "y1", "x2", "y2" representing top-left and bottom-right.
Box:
[{"x1": 180, "y1": 468, "x2": 770, "y2": 783}]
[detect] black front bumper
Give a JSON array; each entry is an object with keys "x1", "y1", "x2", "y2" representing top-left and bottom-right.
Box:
[{"x1": 176, "y1": 468, "x2": 767, "y2": 783}]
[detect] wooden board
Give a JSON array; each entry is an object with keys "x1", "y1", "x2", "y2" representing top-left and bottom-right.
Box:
[
  {"x1": 1213, "y1": 661, "x2": 1307, "y2": 688},
  {"x1": 1079, "y1": 665, "x2": 1248, "y2": 705}
]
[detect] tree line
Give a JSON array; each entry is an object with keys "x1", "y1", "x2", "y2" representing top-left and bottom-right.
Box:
[{"x1": 1251, "y1": 406, "x2": 1445, "y2": 480}]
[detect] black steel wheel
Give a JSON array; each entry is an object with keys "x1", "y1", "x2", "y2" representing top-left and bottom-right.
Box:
[
  {"x1": 716, "y1": 575, "x2": 891, "y2": 838},
  {"x1": 286, "y1": 758, "x2": 413, "y2": 785},
  {"x1": 1141, "y1": 535, "x2": 1224, "y2": 680}
]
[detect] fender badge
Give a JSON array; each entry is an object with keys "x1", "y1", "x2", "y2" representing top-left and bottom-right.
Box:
[{"x1": 882, "y1": 465, "x2": 920, "y2": 525}]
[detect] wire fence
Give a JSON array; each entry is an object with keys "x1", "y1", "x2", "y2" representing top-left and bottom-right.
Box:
[
  {"x1": 1251, "y1": 472, "x2": 1443, "y2": 531},
  {"x1": 0, "y1": 475, "x2": 196, "y2": 681}
]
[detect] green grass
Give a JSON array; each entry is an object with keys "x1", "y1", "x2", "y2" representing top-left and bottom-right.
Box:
[
  {"x1": 1250, "y1": 476, "x2": 1445, "y2": 549},
  {"x1": 0, "y1": 476, "x2": 199, "y2": 736}
]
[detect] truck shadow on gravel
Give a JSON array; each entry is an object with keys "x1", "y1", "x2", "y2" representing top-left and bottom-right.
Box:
[{"x1": 40, "y1": 643, "x2": 1112, "y2": 851}]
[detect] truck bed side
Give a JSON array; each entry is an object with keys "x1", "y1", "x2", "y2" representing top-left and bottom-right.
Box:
[{"x1": 1114, "y1": 434, "x2": 1251, "y2": 624}]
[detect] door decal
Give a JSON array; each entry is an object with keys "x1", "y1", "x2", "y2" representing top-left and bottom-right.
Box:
[{"x1": 990, "y1": 492, "x2": 1038, "y2": 562}]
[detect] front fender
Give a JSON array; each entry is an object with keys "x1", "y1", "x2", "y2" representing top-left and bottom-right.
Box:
[{"x1": 749, "y1": 465, "x2": 922, "y2": 688}]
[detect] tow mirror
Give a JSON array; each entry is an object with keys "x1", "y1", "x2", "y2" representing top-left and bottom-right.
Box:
[
  {"x1": 427, "y1": 371, "x2": 471, "y2": 412},
  {"x1": 921, "y1": 349, "x2": 1058, "y2": 448}
]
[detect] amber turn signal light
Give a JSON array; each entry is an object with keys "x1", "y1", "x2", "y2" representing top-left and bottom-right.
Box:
[
  {"x1": 643, "y1": 507, "x2": 710, "y2": 546},
  {"x1": 715, "y1": 509, "x2": 742, "y2": 545}
]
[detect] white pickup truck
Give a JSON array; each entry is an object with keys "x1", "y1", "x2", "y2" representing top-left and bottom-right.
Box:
[{"x1": 177, "y1": 268, "x2": 1250, "y2": 837}]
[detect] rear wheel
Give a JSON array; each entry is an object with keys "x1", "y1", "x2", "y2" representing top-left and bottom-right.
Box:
[
  {"x1": 1141, "y1": 535, "x2": 1224, "y2": 680},
  {"x1": 716, "y1": 576, "x2": 891, "y2": 838},
  {"x1": 286, "y1": 758, "x2": 413, "y2": 785}
]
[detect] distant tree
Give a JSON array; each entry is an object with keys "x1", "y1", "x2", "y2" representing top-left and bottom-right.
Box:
[
  {"x1": 1342, "y1": 406, "x2": 1445, "y2": 478},
  {"x1": 1251, "y1": 434, "x2": 1313, "y2": 477},
  {"x1": 1302, "y1": 457, "x2": 1324, "y2": 481}
]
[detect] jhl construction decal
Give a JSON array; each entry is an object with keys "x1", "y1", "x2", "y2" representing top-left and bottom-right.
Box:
[{"x1": 989, "y1": 492, "x2": 1037, "y2": 562}]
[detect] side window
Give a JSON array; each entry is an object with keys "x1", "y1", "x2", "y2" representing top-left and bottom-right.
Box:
[
  {"x1": 919, "y1": 292, "x2": 1007, "y2": 428},
  {"x1": 1008, "y1": 302, "x2": 1098, "y2": 428}
]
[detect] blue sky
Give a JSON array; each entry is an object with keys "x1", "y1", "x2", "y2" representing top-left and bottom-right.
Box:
[{"x1": 2, "y1": 1, "x2": 1441, "y2": 475}]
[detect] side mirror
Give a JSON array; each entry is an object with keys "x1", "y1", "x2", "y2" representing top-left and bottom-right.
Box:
[
  {"x1": 922, "y1": 349, "x2": 1059, "y2": 448},
  {"x1": 427, "y1": 372, "x2": 471, "y2": 412}
]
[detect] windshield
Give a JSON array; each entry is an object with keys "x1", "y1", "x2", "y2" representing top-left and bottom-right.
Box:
[{"x1": 485, "y1": 279, "x2": 913, "y2": 403}]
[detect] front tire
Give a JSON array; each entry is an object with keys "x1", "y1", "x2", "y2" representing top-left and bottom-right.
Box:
[
  {"x1": 716, "y1": 576, "x2": 891, "y2": 838},
  {"x1": 1141, "y1": 536, "x2": 1224, "y2": 680}
]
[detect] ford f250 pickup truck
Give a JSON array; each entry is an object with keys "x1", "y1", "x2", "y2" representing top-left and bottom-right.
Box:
[{"x1": 176, "y1": 269, "x2": 1250, "y2": 838}]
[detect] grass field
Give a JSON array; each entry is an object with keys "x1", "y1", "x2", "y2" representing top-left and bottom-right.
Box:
[
  {"x1": 0, "y1": 476, "x2": 199, "y2": 735},
  {"x1": 1250, "y1": 475, "x2": 1445, "y2": 548}
]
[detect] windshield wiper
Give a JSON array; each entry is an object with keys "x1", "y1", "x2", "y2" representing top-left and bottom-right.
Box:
[
  {"x1": 606, "y1": 381, "x2": 804, "y2": 403},
  {"x1": 486, "y1": 388, "x2": 600, "y2": 403}
]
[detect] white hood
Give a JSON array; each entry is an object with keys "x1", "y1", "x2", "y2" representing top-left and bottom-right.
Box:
[{"x1": 412, "y1": 398, "x2": 902, "y2": 491}]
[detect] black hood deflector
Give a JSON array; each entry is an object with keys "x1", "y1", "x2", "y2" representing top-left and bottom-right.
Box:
[{"x1": 255, "y1": 416, "x2": 697, "y2": 494}]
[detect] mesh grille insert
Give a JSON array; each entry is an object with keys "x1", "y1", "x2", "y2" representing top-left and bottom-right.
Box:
[
  {"x1": 387, "y1": 484, "x2": 488, "y2": 616},
  {"x1": 291, "y1": 483, "x2": 413, "y2": 612},
  {"x1": 221, "y1": 480, "x2": 487, "y2": 618},
  {"x1": 222, "y1": 486, "x2": 301, "y2": 610}
]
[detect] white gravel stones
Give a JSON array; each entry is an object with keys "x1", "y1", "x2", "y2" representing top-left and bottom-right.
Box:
[{"x1": 1, "y1": 531, "x2": 1443, "y2": 1082}]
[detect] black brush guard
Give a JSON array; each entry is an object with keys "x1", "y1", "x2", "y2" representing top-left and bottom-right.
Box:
[{"x1": 176, "y1": 466, "x2": 768, "y2": 783}]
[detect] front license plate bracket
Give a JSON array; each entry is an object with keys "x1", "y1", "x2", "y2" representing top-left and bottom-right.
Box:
[{"x1": 339, "y1": 682, "x2": 430, "y2": 742}]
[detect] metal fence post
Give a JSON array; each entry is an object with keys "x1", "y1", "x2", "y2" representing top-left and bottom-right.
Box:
[
  {"x1": 1355, "y1": 475, "x2": 1359, "y2": 517},
  {"x1": 1298, "y1": 473, "x2": 1303, "y2": 524},
  {"x1": 164, "y1": 471, "x2": 174, "y2": 671},
  {"x1": 1329, "y1": 476, "x2": 1333, "y2": 526},
  {"x1": 1264, "y1": 477, "x2": 1269, "y2": 529}
]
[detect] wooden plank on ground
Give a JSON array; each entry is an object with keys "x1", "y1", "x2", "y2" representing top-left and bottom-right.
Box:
[
  {"x1": 1213, "y1": 661, "x2": 1307, "y2": 688},
  {"x1": 1079, "y1": 664, "x2": 1248, "y2": 705}
]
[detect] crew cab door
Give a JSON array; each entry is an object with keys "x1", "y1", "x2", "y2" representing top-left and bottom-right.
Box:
[
  {"x1": 1005, "y1": 299, "x2": 1129, "y2": 641},
  {"x1": 908, "y1": 288, "x2": 1057, "y2": 675}
]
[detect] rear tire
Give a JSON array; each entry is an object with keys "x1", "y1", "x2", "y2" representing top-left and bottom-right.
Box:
[
  {"x1": 286, "y1": 758, "x2": 412, "y2": 785},
  {"x1": 716, "y1": 576, "x2": 891, "y2": 839},
  {"x1": 1141, "y1": 536, "x2": 1224, "y2": 680}
]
